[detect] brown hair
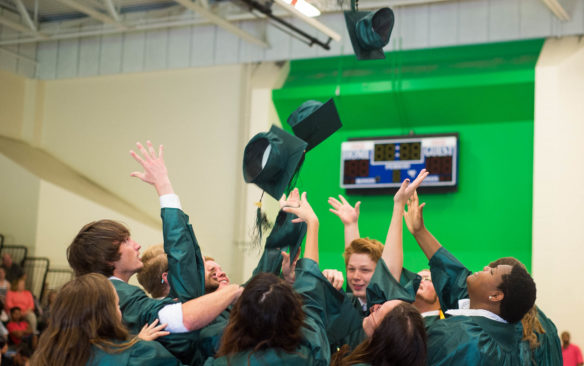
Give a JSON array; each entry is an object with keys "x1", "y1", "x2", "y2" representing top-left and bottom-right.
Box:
[
  {"x1": 67, "y1": 220, "x2": 130, "y2": 277},
  {"x1": 489, "y1": 257, "x2": 543, "y2": 347},
  {"x1": 204, "y1": 256, "x2": 215, "y2": 262},
  {"x1": 216, "y1": 273, "x2": 304, "y2": 360},
  {"x1": 137, "y1": 245, "x2": 168, "y2": 298},
  {"x1": 30, "y1": 273, "x2": 137, "y2": 366},
  {"x1": 343, "y1": 238, "x2": 383, "y2": 266},
  {"x1": 331, "y1": 303, "x2": 427, "y2": 366}
]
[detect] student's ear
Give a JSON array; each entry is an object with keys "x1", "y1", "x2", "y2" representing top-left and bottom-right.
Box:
[
  {"x1": 488, "y1": 291, "x2": 504, "y2": 302},
  {"x1": 161, "y1": 272, "x2": 168, "y2": 285}
]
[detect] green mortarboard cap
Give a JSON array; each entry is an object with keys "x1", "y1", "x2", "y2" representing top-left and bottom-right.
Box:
[
  {"x1": 286, "y1": 99, "x2": 342, "y2": 151},
  {"x1": 265, "y1": 210, "x2": 307, "y2": 265},
  {"x1": 243, "y1": 125, "x2": 307, "y2": 200},
  {"x1": 344, "y1": 7, "x2": 394, "y2": 60}
]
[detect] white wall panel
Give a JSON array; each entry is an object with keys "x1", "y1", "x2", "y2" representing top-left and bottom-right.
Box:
[
  {"x1": 399, "y1": 5, "x2": 430, "y2": 49},
  {"x1": 429, "y1": 1, "x2": 459, "y2": 46},
  {"x1": 78, "y1": 32, "x2": 101, "y2": 78},
  {"x1": 122, "y1": 32, "x2": 146, "y2": 73},
  {"x1": 458, "y1": 0, "x2": 489, "y2": 44},
  {"x1": 143, "y1": 29, "x2": 169, "y2": 72},
  {"x1": 15, "y1": 43, "x2": 37, "y2": 77},
  {"x1": 214, "y1": 23, "x2": 240, "y2": 65},
  {"x1": 168, "y1": 27, "x2": 192, "y2": 70},
  {"x1": 519, "y1": 0, "x2": 552, "y2": 38},
  {"x1": 238, "y1": 20, "x2": 266, "y2": 63},
  {"x1": 289, "y1": 18, "x2": 319, "y2": 59},
  {"x1": 264, "y1": 23, "x2": 292, "y2": 61},
  {"x1": 98, "y1": 34, "x2": 123, "y2": 75},
  {"x1": 36, "y1": 41, "x2": 58, "y2": 80},
  {"x1": 488, "y1": 0, "x2": 521, "y2": 41},
  {"x1": 559, "y1": 0, "x2": 584, "y2": 35},
  {"x1": 56, "y1": 38, "x2": 79, "y2": 79},
  {"x1": 191, "y1": 25, "x2": 216, "y2": 67}
]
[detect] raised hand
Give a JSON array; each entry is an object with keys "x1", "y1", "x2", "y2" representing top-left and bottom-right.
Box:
[
  {"x1": 322, "y1": 269, "x2": 344, "y2": 290},
  {"x1": 279, "y1": 188, "x2": 301, "y2": 209},
  {"x1": 393, "y1": 169, "x2": 428, "y2": 207},
  {"x1": 137, "y1": 319, "x2": 170, "y2": 341},
  {"x1": 404, "y1": 190, "x2": 426, "y2": 235},
  {"x1": 328, "y1": 195, "x2": 360, "y2": 225},
  {"x1": 281, "y1": 250, "x2": 300, "y2": 285},
  {"x1": 283, "y1": 192, "x2": 318, "y2": 226},
  {"x1": 130, "y1": 140, "x2": 174, "y2": 196}
]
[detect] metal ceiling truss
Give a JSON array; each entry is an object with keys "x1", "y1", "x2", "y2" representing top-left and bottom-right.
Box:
[{"x1": 0, "y1": 0, "x2": 533, "y2": 50}]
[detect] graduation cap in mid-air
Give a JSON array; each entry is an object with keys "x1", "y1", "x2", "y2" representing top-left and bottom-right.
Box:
[
  {"x1": 286, "y1": 98, "x2": 342, "y2": 152},
  {"x1": 344, "y1": 4, "x2": 395, "y2": 60}
]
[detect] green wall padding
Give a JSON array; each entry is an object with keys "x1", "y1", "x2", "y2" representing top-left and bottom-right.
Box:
[{"x1": 272, "y1": 39, "x2": 543, "y2": 275}]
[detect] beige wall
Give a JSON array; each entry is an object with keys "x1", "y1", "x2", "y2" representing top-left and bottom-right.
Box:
[
  {"x1": 533, "y1": 36, "x2": 584, "y2": 346},
  {"x1": 0, "y1": 62, "x2": 289, "y2": 284}
]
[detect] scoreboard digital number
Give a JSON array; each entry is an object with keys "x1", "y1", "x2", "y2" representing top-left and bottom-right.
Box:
[{"x1": 341, "y1": 134, "x2": 458, "y2": 191}]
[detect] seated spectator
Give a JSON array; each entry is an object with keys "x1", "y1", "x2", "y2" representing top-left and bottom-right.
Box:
[
  {"x1": 30, "y1": 273, "x2": 181, "y2": 366},
  {"x1": 1, "y1": 254, "x2": 23, "y2": 284},
  {"x1": 7, "y1": 307, "x2": 35, "y2": 348},
  {"x1": 0, "y1": 267, "x2": 9, "y2": 305},
  {"x1": 5, "y1": 277, "x2": 36, "y2": 333}
]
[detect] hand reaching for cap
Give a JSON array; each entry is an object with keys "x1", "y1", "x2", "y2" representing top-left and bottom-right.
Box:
[
  {"x1": 404, "y1": 190, "x2": 426, "y2": 236},
  {"x1": 328, "y1": 195, "x2": 360, "y2": 226},
  {"x1": 282, "y1": 192, "x2": 318, "y2": 226},
  {"x1": 393, "y1": 169, "x2": 428, "y2": 208},
  {"x1": 130, "y1": 141, "x2": 174, "y2": 196}
]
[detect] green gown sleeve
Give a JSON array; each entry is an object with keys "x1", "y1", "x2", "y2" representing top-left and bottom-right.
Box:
[
  {"x1": 161, "y1": 208, "x2": 205, "y2": 302},
  {"x1": 89, "y1": 340, "x2": 185, "y2": 366},
  {"x1": 366, "y1": 260, "x2": 421, "y2": 305},
  {"x1": 428, "y1": 247, "x2": 471, "y2": 311},
  {"x1": 520, "y1": 307, "x2": 562, "y2": 366},
  {"x1": 111, "y1": 280, "x2": 199, "y2": 365}
]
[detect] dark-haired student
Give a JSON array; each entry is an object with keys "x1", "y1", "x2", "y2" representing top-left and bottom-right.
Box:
[
  {"x1": 489, "y1": 257, "x2": 561, "y2": 366},
  {"x1": 405, "y1": 191, "x2": 537, "y2": 365},
  {"x1": 204, "y1": 190, "x2": 333, "y2": 365}
]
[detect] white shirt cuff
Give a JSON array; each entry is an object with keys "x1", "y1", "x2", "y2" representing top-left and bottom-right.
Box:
[
  {"x1": 160, "y1": 194, "x2": 181, "y2": 209},
  {"x1": 158, "y1": 302, "x2": 188, "y2": 333}
]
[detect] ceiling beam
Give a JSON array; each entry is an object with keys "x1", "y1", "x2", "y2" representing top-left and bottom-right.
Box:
[
  {"x1": 0, "y1": 15, "x2": 48, "y2": 39},
  {"x1": 103, "y1": 0, "x2": 121, "y2": 21},
  {"x1": 13, "y1": 0, "x2": 37, "y2": 31},
  {"x1": 541, "y1": 0, "x2": 570, "y2": 21},
  {"x1": 174, "y1": 0, "x2": 269, "y2": 48},
  {"x1": 54, "y1": 0, "x2": 128, "y2": 30}
]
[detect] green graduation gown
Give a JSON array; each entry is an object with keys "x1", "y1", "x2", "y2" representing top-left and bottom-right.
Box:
[
  {"x1": 326, "y1": 260, "x2": 421, "y2": 352},
  {"x1": 519, "y1": 307, "x2": 562, "y2": 366},
  {"x1": 426, "y1": 247, "x2": 524, "y2": 366},
  {"x1": 162, "y1": 207, "x2": 205, "y2": 302},
  {"x1": 203, "y1": 258, "x2": 333, "y2": 366},
  {"x1": 89, "y1": 340, "x2": 184, "y2": 366},
  {"x1": 112, "y1": 208, "x2": 205, "y2": 365}
]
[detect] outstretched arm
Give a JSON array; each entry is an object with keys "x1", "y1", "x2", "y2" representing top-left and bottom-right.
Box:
[
  {"x1": 382, "y1": 169, "x2": 428, "y2": 281},
  {"x1": 283, "y1": 191, "x2": 319, "y2": 263},
  {"x1": 404, "y1": 190, "x2": 442, "y2": 260},
  {"x1": 181, "y1": 284, "x2": 243, "y2": 330},
  {"x1": 328, "y1": 195, "x2": 360, "y2": 249}
]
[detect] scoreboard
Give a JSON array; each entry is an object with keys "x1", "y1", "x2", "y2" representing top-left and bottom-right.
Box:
[{"x1": 341, "y1": 133, "x2": 458, "y2": 192}]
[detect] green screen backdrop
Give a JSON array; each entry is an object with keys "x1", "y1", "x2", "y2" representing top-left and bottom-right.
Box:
[{"x1": 272, "y1": 39, "x2": 544, "y2": 275}]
